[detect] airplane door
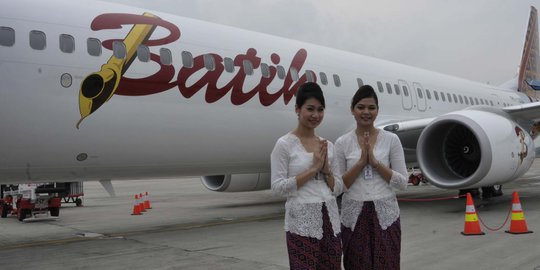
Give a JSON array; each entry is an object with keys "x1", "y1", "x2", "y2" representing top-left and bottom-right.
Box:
[
  {"x1": 412, "y1": 82, "x2": 427, "y2": 111},
  {"x1": 398, "y1": 80, "x2": 413, "y2": 110}
]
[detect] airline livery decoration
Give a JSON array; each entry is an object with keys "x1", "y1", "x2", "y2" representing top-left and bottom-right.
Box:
[
  {"x1": 515, "y1": 126, "x2": 529, "y2": 165},
  {"x1": 77, "y1": 13, "x2": 309, "y2": 128}
]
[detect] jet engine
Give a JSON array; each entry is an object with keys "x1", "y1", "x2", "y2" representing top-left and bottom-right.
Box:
[
  {"x1": 201, "y1": 173, "x2": 271, "y2": 192},
  {"x1": 417, "y1": 109, "x2": 534, "y2": 189}
]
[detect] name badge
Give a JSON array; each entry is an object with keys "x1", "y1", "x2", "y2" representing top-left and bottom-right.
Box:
[{"x1": 364, "y1": 165, "x2": 373, "y2": 180}]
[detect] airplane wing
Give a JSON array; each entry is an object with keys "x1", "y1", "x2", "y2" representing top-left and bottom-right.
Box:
[
  {"x1": 503, "y1": 101, "x2": 540, "y2": 122},
  {"x1": 380, "y1": 101, "x2": 540, "y2": 167},
  {"x1": 379, "y1": 118, "x2": 435, "y2": 166}
]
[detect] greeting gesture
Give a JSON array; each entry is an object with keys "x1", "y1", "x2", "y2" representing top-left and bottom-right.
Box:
[
  {"x1": 312, "y1": 139, "x2": 329, "y2": 173},
  {"x1": 358, "y1": 131, "x2": 379, "y2": 168}
]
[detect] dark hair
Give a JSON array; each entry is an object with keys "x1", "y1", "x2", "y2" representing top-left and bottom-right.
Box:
[
  {"x1": 296, "y1": 82, "x2": 325, "y2": 108},
  {"x1": 351, "y1": 85, "x2": 378, "y2": 109}
]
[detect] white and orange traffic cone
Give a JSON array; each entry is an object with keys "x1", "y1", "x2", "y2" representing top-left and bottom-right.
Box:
[
  {"x1": 138, "y1": 193, "x2": 146, "y2": 212},
  {"x1": 506, "y1": 191, "x2": 533, "y2": 234},
  {"x1": 131, "y1": 194, "x2": 142, "y2": 215},
  {"x1": 144, "y1": 192, "x2": 152, "y2": 209},
  {"x1": 461, "y1": 193, "x2": 485, "y2": 235}
]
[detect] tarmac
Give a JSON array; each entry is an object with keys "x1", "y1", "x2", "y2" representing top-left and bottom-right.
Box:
[{"x1": 1, "y1": 160, "x2": 540, "y2": 269}]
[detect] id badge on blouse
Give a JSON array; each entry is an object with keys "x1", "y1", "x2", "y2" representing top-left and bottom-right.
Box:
[{"x1": 364, "y1": 165, "x2": 373, "y2": 180}]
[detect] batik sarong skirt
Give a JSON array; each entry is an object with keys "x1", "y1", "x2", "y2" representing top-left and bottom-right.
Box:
[
  {"x1": 286, "y1": 204, "x2": 342, "y2": 270},
  {"x1": 341, "y1": 201, "x2": 401, "y2": 270}
]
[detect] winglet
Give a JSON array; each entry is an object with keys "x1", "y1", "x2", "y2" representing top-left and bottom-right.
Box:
[{"x1": 518, "y1": 6, "x2": 540, "y2": 100}]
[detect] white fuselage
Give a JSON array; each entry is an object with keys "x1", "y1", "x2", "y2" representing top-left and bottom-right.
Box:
[{"x1": 0, "y1": 0, "x2": 530, "y2": 183}]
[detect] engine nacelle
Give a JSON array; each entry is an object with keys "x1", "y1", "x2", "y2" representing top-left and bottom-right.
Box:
[
  {"x1": 201, "y1": 173, "x2": 271, "y2": 192},
  {"x1": 417, "y1": 110, "x2": 535, "y2": 189}
]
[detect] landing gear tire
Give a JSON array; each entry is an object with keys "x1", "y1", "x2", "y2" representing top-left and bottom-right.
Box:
[
  {"x1": 482, "y1": 185, "x2": 503, "y2": 199},
  {"x1": 49, "y1": 207, "x2": 60, "y2": 217},
  {"x1": 75, "y1": 198, "x2": 82, "y2": 207},
  {"x1": 17, "y1": 209, "x2": 30, "y2": 221},
  {"x1": 459, "y1": 188, "x2": 480, "y2": 198},
  {"x1": 1, "y1": 203, "x2": 8, "y2": 218}
]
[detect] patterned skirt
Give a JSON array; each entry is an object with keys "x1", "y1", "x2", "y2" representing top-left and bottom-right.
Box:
[
  {"x1": 342, "y1": 201, "x2": 401, "y2": 270},
  {"x1": 286, "y1": 204, "x2": 342, "y2": 270}
]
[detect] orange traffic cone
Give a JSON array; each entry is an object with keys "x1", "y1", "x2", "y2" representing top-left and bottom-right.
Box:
[
  {"x1": 461, "y1": 193, "x2": 485, "y2": 235},
  {"x1": 131, "y1": 194, "x2": 142, "y2": 215},
  {"x1": 506, "y1": 191, "x2": 533, "y2": 234},
  {"x1": 139, "y1": 193, "x2": 146, "y2": 212},
  {"x1": 144, "y1": 192, "x2": 152, "y2": 209}
]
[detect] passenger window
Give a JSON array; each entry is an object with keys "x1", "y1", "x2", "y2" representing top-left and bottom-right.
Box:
[
  {"x1": 261, "y1": 63, "x2": 270, "y2": 78},
  {"x1": 433, "y1": 90, "x2": 439, "y2": 100},
  {"x1": 403, "y1": 86, "x2": 409, "y2": 96},
  {"x1": 87, "y1": 38, "x2": 101, "y2": 56},
  {"x1": 204, "y1": 54, "x2": 215, "y2": 71},
  {"x1": 386, "y1": 83, "x2": 392, "y2": 94},
  {"x1": 181, "y1": 51, "x2": 194, "y2": 68},
  {"x1": 59, "y1": 34, "x2": 75, "y2": 53},
  {"x1": 333, "y1": 74, "x2": 341, "y2": 87},
  {"x1": 290, "y1": 67, "x2": 299, "y2": 81},
  {"x1": 377, "y1": 81, "x2": 384, "y2": 93},
  {"x1": 490, "y1": 101, "x2": 494, "y2": 106},
  {"x1": 426, "y1": 89, "x2": 431, "y2": 99},
  {"x1": 394, "y1": 84, "x2": 401, "y2": 95},
  {"x1": 277, "y1": 65, "x2": 286, "y2": 79},
  {"x1": 357, "y1": 78, "x2": 364, "y2": 87},
  {"x1": 160, "y1": 48, "x2": 172, "y2": 65},
  {"x1": 305, "y1": 70, "x2": 315, "y2": 82},
  {"x1": 447, "y1": 93, "x2": 452, "y2": 103},
  {"x1": 29, "y1": 30, "x2": 46, "y2": 50},
  {"x1": 137, "y1": 45, "x2": 150, "y2": 62},
  {"x1": 474, "y1": 97, "x2": 479, "y2": 105},
  {"x1": 320, "y1": 72, "x2": 328, "y2": 85},
  {"x1": 224, "y1": 57, "x2": 234, "y2": 73},
  {"x1": 480, "y1": 99, "x2": 484, "y2": 105},
  {"x1": 243, "y1": 60, "x2": 254, "y2": 75},
  {"x1": 112, "y1": 41, "x2": 126, "y2": 59},
  {"x1": 417, "y1": 88, "x2": 423, "y2": 98},
  {"x1": 0, "y1": 27, "x2": 15, "y2": 47},
  {"x1": 469, "y1": 97, "x2": 474, "y2": 105},
  {"x1": 440, "y1": 91, "x2": 446, "y2": 101},
  {"x1": 453, "y1": 94, "x2": 458, "y2": 103},
  {"x1": 459, "y1": 95, "x2": 464, "y2": 104}
]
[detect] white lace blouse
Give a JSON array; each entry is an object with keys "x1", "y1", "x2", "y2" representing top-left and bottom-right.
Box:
[
  {"x1": 270, "y1": 133, "x2": 343, "y2": 239},
  {"x1": 335, "y1": 129, "x2": 408, "y2": 230}
]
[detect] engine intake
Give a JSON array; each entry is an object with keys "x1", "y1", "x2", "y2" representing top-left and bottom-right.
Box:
[
  {"x1": 201, "y1": 173, "x2": 270, "y2": 192},
  {"x1": 417, "y1": 110, "x2": 534, "y2": 189}
]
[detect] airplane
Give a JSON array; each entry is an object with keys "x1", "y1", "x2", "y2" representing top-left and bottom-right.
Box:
[{"x1": 1, "y1": 0, "x2": 539, "y2": 198}]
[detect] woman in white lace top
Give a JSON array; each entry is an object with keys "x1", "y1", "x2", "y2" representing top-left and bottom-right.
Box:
[
  {"x1": 335, "y1": 85, "x2": 408, "y2": 270},
  {"x1": 270, "y1": 82, "x2": 343, "y2": 270}
]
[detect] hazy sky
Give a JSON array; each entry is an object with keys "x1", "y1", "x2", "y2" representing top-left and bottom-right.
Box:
[{"x1": 102, "y1": 0, "x2": 539, "y2": 85}]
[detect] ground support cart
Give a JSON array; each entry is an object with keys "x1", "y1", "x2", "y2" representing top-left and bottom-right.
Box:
[{"x1": 0, "y1": 184, "x2": 62, "y2": 222}]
